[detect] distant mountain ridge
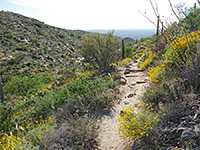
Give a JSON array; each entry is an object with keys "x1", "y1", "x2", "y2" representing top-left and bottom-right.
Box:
[
  {"x1": 0, "y1": 11, "x2": 88, "y2": 77},
  {"x1": 87, "y1": 29, "x2": 155, "y2": 40}
]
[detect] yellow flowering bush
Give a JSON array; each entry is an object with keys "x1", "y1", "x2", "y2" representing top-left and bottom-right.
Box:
[
  {"x1": 0, "y1": 116, "x2": 55, "y2": 150},
  {"x1": 118, "y1": 104, "x2": 159, "y2": 142},
  {"x1": 37, "y1": 84, "x2": 52, "y2": 93},
  {"x1": 138, "y1": 51, "x2": 156, "y2": 70},
  {"x1": 165, "y1": 30, "x2": 200, "y2": 66},
  {"x1": 147, "y1": 64, "x2": 165, "y2": 83},
  {"x1": 110, "y1": 58, "x2": 132, "y2": 67},
  {"x1": 146, "y1": 31, "x2": 200, "y2": 82}
]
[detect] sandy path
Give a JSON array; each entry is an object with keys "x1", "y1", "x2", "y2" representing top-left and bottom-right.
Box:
[{"x1": 97, "y1": 60, "x2": 148, "y2": 150}]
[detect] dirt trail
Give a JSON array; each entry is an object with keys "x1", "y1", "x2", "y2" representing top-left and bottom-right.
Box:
[{"x1": 97, "y1": 60, "x2": 149, "y2": 150}]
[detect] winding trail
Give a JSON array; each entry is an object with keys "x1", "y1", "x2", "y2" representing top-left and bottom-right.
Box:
[{"x1": 97, "y1": 60, "x2": 149, "y2": 150}]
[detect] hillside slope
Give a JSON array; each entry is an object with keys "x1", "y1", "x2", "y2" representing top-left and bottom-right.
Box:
[{"x1": 0, "y1": 11, "x2": 88, "y2": 78}]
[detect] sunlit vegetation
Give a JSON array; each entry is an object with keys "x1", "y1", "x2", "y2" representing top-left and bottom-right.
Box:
[
  {"x1": 117, "y1": 5, "x2": 200, "y2": 150},
  {"x1": 1, "y1": 4, "x2": 200, "y2": 150}
]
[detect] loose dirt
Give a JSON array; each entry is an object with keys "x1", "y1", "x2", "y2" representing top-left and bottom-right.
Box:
[{"x1": 97, "y1": 60, "x2": 149, "y2": 150}]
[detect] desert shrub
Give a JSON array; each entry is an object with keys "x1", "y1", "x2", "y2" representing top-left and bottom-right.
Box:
[
  {"x1": 2, "y1": 71, "x2": 116, "y2": 133},
  {"x1": 124, "y1": 46, "x2": 137, "y2": 58},
  {"x1": 67, "y1": 74, "x2": 116, "y2": 112},
  {"x1": 44, "y1": 115, "x2": 98, "y2": 150},
  {"x1": 4, "y1": 72, "x2": 52, "y2": 96},
  {"x1": 142, "y1": 82, "x2": 176, "y2": 106},
  {"x1": 79, "y1": 31, "x2": 121, "y2": 72},
  {"x1": 110, "y1": 58, "x2": 132, "y2": 68},
  {"x1": 138, "y1": 51, "x2": 156, "y2": 70},
  {"x1": 147, "y1": 31, "x2": 200, "y2": 82},
  {"x1": 118, "y1": 104, "x2": 159, "y2": 148},
  {"x1": 164, "y1": 30, "x2": 200, "y2": 67},
  {"x1": 142, "y1": 84, "x2": 166, "y2": 104},
  {"x1": 5, "y1": 33, "x2": 14, "y2": 39},
  {"x1": 179, "y1": 52, "x2": 200, "y2": 94},
  {"x1": 0, "y1": 116, "x2": 55, "y2": 150},
  {"x1": 7, "y1": 52, "x2": 26, "y2": 65},
  {"x1": 147, "y1": 64, "x2": 165, "y2": 82},
  {"x1": 183, "y1": 8, "x2": 200, "y2": 32}
]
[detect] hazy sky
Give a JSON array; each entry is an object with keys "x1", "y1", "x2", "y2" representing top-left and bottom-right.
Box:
[{"x1": 0, "y1": 0, "x2": 197, "y2": 30}]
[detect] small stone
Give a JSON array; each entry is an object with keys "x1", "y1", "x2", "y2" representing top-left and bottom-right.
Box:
[
  {"x1": 161, "y1": 127, "x2": 169, "y2": 132},
  {"x1": 193, "y1": 113, "x2": 198, "y2": 120},
  {"x1": 116, "y1": 99, "x2": 122, "y2": 104},
  {"x1": 57, "y1": 108, "x2": 64, "y2": 112},
  {"x1": 188, "y1": 122, "x2": 196, "y2": 125},
  {"x1": 196, "y1": 119, "x2": 200, "y2": 123},
  {"x1": 181, "y1": 130, "x2": 194, "y2": 141},
  {"x1": 126, "y1": 63, "x2": 132, "y2": 67},
  {"x1": 127, "y1": 93, "x2": 135, "y2": 98},
  {"x1": 124, "y1": 69, "x2": 131, "y2": 74},
  {"x1": 136, "y1": 81, "x2": 146, "y2": 84},
  {"x1": 181, "y1": 115, "x2": 192, "y2": 121},
  {"x1": 107, "y1": 89, "x2": 115, "y2": 93},
  {"x1": 124, "y1": 100, "x2": 129, "y2": 105},
  {"x1": 131, "y1": 83, "x2": 136, "y2": 86},
  {"x1": 144, "y1": 77, "x2": 149, "y2": 82},
  {"x1": 119, "y1": 77, "x2": 127, "y2": 85},
  {"x1": 194, "y1": 124, "x2": 200, "y2": 133},
  {"x1": 103, "y1": 108, "x2": 109, "y2": 112},
  {"x1": 127, "y1": 84, "x2": 134, "y2": 88},
  {"x1": 133, "y1": 59, "x2": 138, "y2": 63}
]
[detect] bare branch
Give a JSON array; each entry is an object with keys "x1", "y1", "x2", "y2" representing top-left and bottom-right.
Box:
[
  {"x1": 154, "y1": 0, "x2": 160, "y2": 17},
  {"x1": 168, "y1": 0, "x2": 181, "y2": 22},
  {"x1": 197, "y1": 0, "x2": 200, "y2": 6},
  {"x1": 138, "y1": 10, "x2": 157, "y2": 27},
  {"x1": 149, "y1": 0, "x2": 158, "y2": 17}
]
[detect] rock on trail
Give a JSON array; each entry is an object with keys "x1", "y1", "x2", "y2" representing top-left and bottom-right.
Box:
[{"x1": 97, "y1": 60, "x2": 149, "y2": 150}]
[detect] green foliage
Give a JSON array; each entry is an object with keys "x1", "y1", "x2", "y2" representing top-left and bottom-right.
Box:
[
  {"x1": 79, "y1": 31, "x2": 121, "y2": 72},
  {"x1": 67, "y1": 74, "x2": 116, "y2": 112},
  {"x1": 36, "y1": 29, "x2": 44, "y2": 36},
  {"x1": 16, "y1": 43, "x2": 29, "y2": 52},
  {"x1": 4, "y1": 72, "x2": 52, "y2": 96},
  {"x1": 31, "y1": 38, "x2": 39, "y2": 43},
  {"x1": 0, "y1": 72, "x2": 117, "y2": 149},
  {"x1": 5, "y1": 33, "x2": 14, "y2": 39},
  {"x1": 1, "y1": 72, "x2": 116, "y2": 130},
  {"x1": 142, "y1": 83, "x2": 174, "y2": 105},
  {"x1": 183, "y1": 8, "x2": 200, "y2": 31},
  {"x1": 124, "y1": 46, "x2": 136, "y2": 58}
]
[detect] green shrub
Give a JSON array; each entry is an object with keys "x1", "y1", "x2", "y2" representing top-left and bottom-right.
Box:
[
  {"x1": 67, "y1": 74, "x2": 116, "y2": 111},
  {"x1": 79, "y1": 31, "x2": 121, "y2": 72},
  {"x1": 142, "y1": 83, "x2": 174, "y2": 105},
  {"x1": 5, "y1": 33, "x2": 14, "y2": 39},
  {"x1": 124, "y1": 46, "x2": 137, "y2": 58},
  {"x1": 4, "y1": 72, "x2": 52, "y2": 96},
  {"x1": 183, "y1": 8, "x2": 200, "y2": 31}
]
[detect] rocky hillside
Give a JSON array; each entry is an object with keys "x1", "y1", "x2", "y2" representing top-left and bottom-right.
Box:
[{"x1": 0, "y1": 11, "x2": 88, "y2": 78}]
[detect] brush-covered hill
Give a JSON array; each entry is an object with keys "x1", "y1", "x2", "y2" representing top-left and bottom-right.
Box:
[{"x1": 0, "y1": 11, "x2": 88, "y2": 78}]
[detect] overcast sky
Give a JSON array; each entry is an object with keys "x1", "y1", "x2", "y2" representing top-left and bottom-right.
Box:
[{"x1": 0, "y1": 0, "x2": 197, "y2": 30}]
